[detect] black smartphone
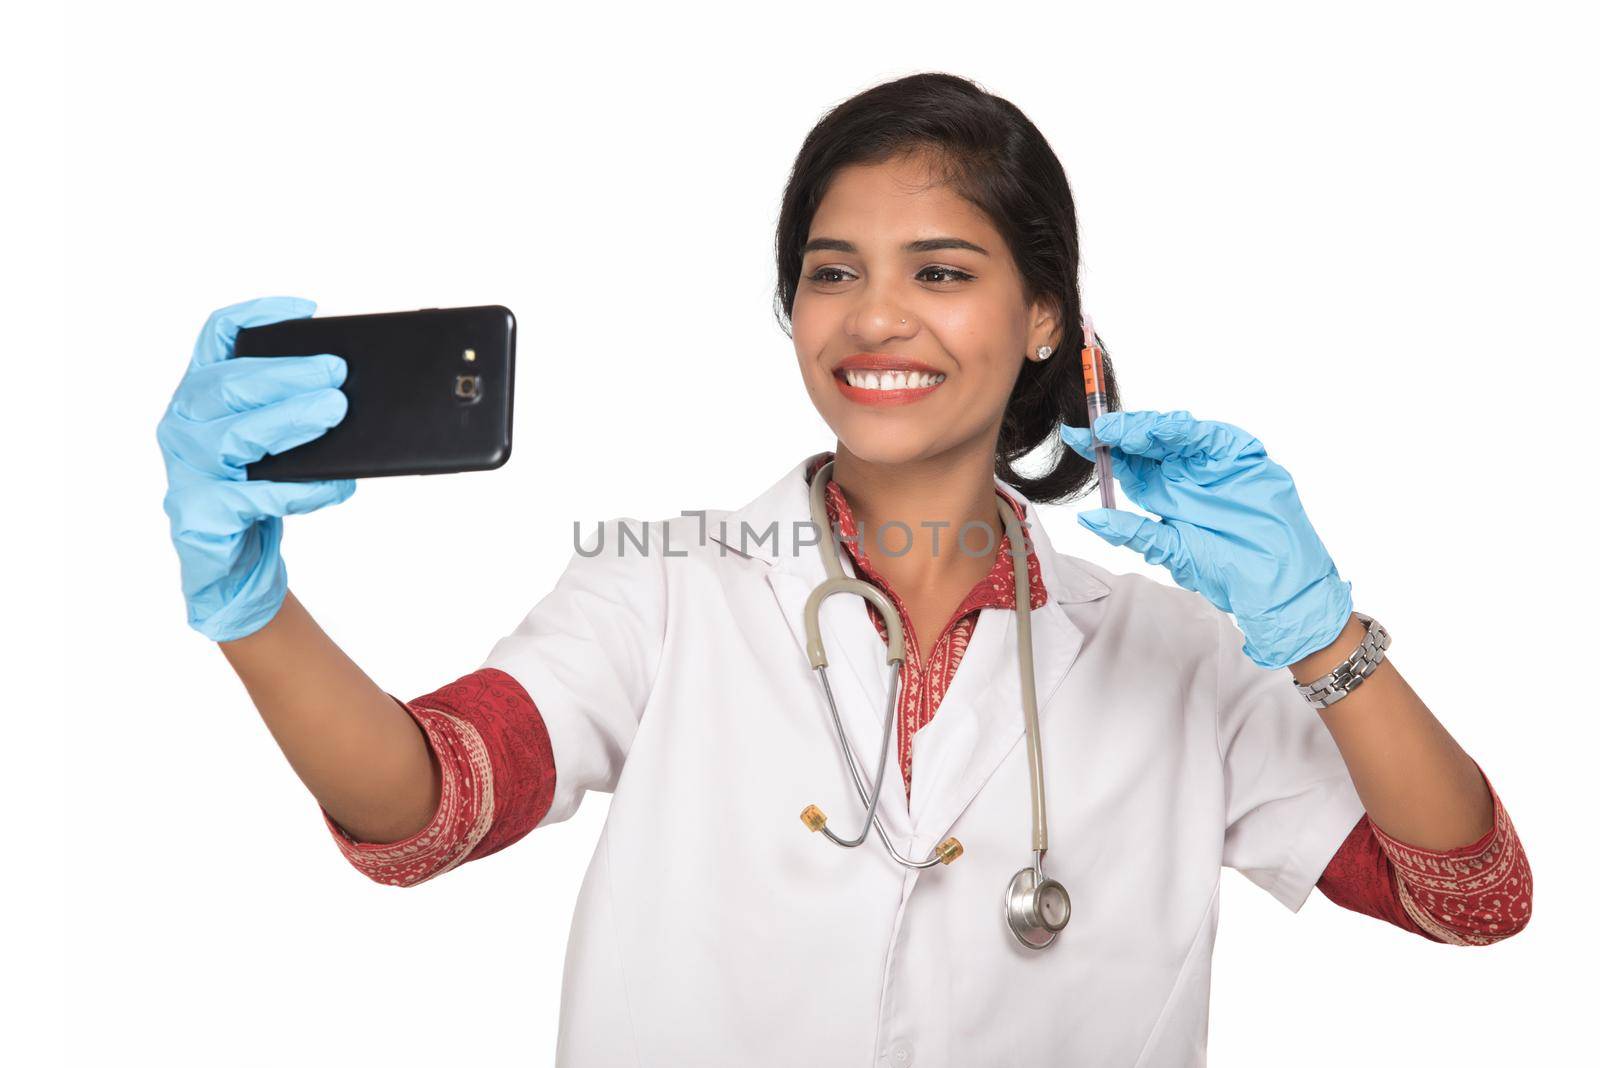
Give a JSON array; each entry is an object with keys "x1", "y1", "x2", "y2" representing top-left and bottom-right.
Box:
[{"x1": 238, "y1": 305, "x2": 515, "y2": 481}]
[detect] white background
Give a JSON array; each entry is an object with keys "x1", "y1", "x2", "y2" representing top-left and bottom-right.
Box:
[{"x1": 17, "y1": 0, "x2": 1597, "y2": 1063}]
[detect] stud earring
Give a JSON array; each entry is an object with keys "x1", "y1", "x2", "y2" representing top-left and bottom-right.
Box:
[{"x1": 1035, "y1": 345, "x2": 1053, "y2": 361}]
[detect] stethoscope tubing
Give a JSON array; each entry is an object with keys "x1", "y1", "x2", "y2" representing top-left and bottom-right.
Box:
[{"x1": 802, "y1": 460, "x2": 1053, "y2": 865}]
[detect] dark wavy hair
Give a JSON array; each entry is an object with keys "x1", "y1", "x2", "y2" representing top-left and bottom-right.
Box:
[{"x1": 772, "y1": 71, "x2": 1120, "y2": 504}]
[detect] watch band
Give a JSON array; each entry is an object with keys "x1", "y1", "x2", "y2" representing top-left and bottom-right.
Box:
[{"x1": 1293, "y1": 611, "x2": 1391, "y2": 710}]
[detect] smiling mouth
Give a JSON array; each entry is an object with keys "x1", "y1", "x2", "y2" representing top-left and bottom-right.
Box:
[
  {"x1": 836, "y1": 369, "x2": 946, "y2": 390},
  {"x1": 831, "y1": 367, "x2": 947, "y2": 408}
]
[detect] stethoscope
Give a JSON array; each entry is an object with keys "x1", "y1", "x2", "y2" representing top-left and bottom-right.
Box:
[{"x1": 796, "y1": 460, "x2": 1072, "y2": 950}]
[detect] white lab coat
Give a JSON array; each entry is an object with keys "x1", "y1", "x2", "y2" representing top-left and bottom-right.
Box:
[{"x1": 480, "y1": 452, "x2": 1366, "y2": 1067}]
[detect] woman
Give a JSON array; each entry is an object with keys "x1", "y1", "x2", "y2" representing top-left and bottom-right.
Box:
[{"x1": 157, "y1": 73, "x2": 1531, "y2": 1066}]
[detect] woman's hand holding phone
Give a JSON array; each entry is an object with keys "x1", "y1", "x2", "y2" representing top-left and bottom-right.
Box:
[{"x1": 156, "y1": 296, "x2": 357, "y2": 642}]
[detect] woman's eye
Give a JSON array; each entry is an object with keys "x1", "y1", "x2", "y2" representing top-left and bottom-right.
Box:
[
  {"x1": 808, "y1": 267, "x2": 851, "y2": 284},
  {"x1": 917, "y1": 265, "x2": 974, "y2": 285}
]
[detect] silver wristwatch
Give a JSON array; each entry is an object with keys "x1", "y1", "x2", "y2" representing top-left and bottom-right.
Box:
[{"x1": 1293, "y1": 612, "x2": 1391, "y2": 710}]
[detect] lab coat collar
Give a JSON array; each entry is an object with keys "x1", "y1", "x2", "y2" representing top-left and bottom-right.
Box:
[{"x1": 710, "y1": 453, "x2": 1111, "y2": 847}]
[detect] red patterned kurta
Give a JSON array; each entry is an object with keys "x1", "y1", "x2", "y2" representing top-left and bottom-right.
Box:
[{"x1": 320, "y1": 456, "x2": 1532, "y2": 945}]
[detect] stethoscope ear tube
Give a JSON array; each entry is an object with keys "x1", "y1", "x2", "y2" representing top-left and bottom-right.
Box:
[{"x1": 810, "y1": 645, "x2": 901, "y2": 849}]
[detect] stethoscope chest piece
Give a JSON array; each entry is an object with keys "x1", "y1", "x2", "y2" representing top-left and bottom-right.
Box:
[{"x1": 1005, "y1": 865, "x2": 1072, "y2": 950}]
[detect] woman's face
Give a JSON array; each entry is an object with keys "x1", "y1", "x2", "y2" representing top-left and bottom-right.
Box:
[{"x1": 791, "y1": 153, "x2": 1061, "y2": 468}]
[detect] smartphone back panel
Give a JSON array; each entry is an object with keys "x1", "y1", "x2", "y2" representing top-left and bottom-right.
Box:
[{"x1": 238, "y1": 305, "x2": 515, "y2": 481}]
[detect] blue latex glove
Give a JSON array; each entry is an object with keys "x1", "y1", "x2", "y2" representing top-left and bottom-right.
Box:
[
  {"x1": 1059, "y1": 409, "x2": 1352, "y2": 671},
  {"x1": 157, "y1": 297, "x2": 355, "y2": 642}
]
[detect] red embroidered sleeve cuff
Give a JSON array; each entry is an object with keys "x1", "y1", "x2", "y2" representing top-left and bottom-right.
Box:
[
  {"x1": 320, "y1": 695, "x2": 496, "y2": 887},
  {"x1": 1317, "y1": 761, "x2": 1532, "y2": 945},
  {"x1": 1365, "y1": 764, "x2": 1532, "y2": 945},
  {"x1": 319, "y1": 668, "x2": 557, "y2": 887}
]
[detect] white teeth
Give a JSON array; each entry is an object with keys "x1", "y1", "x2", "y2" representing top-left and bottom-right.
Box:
[{"x1": 842, "y1": 369, "x2": 946, "y2": 390}]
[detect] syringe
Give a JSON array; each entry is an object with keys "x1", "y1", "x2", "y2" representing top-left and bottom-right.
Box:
[{"x1": 1080, "y1": 314, "x2": 1117, "y2": 510}]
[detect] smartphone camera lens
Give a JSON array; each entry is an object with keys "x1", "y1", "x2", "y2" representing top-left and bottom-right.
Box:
[{"x1": 455, "y1": 374, "x2": 481, "y2": 402}]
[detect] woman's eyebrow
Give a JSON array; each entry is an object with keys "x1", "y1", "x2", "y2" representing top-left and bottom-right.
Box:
[{"x1": 802, "y1": 236, "x2": 990, "y2": 256}]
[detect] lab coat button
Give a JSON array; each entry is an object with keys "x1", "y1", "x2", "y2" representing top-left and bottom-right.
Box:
[{"x1": 887, "y1": 1042, "x2": 913, "y2": 1066}]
